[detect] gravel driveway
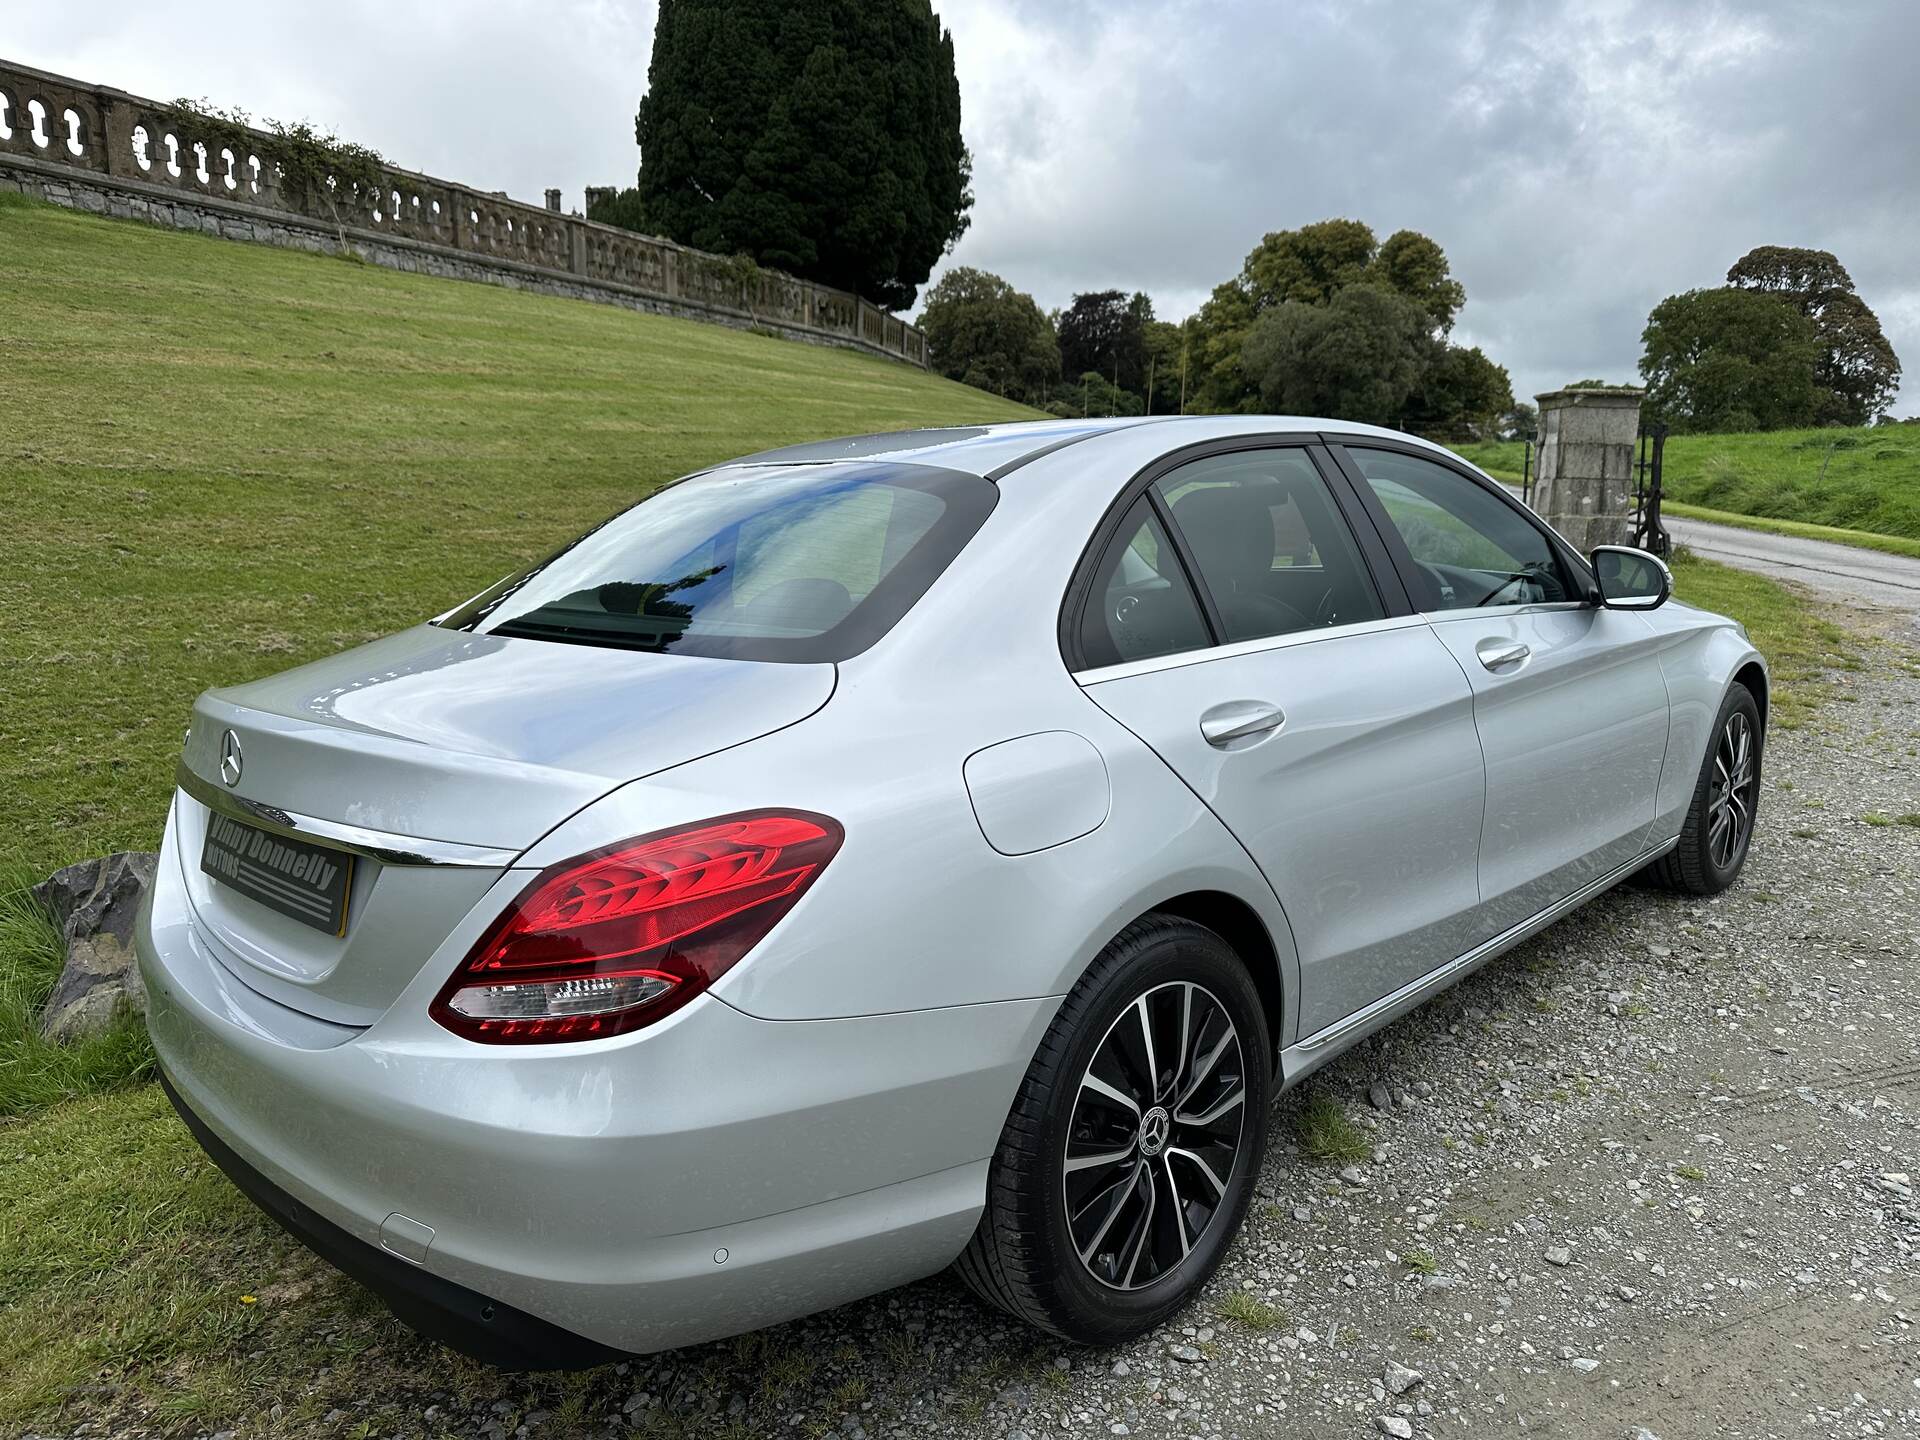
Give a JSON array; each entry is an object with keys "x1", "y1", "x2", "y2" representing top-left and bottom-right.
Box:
[{"x1": 109, "y1": 595, "x2": 1918, "y2": 1440}]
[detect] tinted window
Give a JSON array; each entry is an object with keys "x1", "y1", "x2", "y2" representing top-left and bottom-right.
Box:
[
  {"x1": 1078, "y1": 499, "x2": 1212, "y2": 669},
  {"x1": 1156, "y1": 449, "x2": 1384, "y2": 642},
  {"x1": 439, "y1": 461, "x2": 996, "y2": 662},
  {"x1": 1347, "y1": 448, "x2": 1572, "y2": 610}
]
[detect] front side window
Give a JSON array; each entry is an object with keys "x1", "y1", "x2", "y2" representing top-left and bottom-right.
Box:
[
  {"x1": 439, "y1": 461, "x2": 996, "y2": 662},
  {"x1": 1155, "y1": 448, "x2": 1385, "y2": 642},
  {"x1": 1077, "y1": 499, "x2": 1213, "y2": 669},
  {"x1": 1346, "y1": 447, "x2": 1572, "y2": 611}
]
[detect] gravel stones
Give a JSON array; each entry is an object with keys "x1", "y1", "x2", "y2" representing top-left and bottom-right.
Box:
[{"x1": 1382, "y1": 1359, "x2": 1424, "y2": 1395}]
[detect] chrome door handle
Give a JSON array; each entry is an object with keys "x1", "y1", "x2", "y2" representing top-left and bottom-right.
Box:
[
  {"x1": 1475, "y1": 639, "x2": 1531, "y2": 671},
  {"x1": 1200, "y1": 701, "x2": 1286, "y2": 748}
]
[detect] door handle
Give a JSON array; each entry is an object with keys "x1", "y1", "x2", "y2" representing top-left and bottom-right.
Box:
[
  {"x1": 1475, "y1": 639, "x2": 1531, "y2": 671},
  {"x1": 1200, "y1": 700, "x2": 1286, "y2": 748}
]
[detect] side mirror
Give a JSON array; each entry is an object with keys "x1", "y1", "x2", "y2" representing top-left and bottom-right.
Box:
[{"x1": 1590, "y1": 545, "x2": 1671, "y2": 610}]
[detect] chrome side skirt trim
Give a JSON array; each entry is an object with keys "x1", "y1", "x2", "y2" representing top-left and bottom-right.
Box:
[
  {"x1": 175, "y1": 763, "x2": 522, "y2": 869},
  {"x1": 1287, "y1": 838, "x2": 1677, "y2": 1063}
]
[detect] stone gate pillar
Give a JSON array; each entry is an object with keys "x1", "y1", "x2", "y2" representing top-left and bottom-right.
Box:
[{"x1": 1530, "y1": 386, "x2": 1643, "y2": 551}]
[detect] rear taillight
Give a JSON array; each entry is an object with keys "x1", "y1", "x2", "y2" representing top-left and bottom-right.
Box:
[{"x1": 431, "y1": 810, "x2": 842, "y2": 1044}]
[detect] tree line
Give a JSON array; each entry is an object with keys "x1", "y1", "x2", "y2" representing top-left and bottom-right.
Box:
[{"x1": 920, "y1": 220, "x2": 1519, "y2": 439}]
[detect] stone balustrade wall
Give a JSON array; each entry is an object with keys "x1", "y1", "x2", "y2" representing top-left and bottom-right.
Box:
[{"x1": 0, "y1": 56, "x2": 928, "y2": 367}]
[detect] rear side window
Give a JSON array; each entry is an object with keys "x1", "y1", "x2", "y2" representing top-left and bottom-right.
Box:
[
  {"x1": 1154, "y1": 448, "x2": 1384, "y2": 641},
  {"x1": 1077, "y1": 499, "x2": 1212, "y2": 669},
  {"x1": 439, "y1": 461, "x2": 997, "y2": 662}
]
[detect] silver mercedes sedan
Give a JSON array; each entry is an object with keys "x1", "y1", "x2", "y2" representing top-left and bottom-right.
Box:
[{"x1": 139, "y1": 417, "x2": 1766, "y2": 1366}]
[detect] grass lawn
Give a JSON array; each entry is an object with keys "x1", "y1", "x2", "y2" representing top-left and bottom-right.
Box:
[
  {"x1": 1450, "y1": 424, "x2": 1920, "y2": 543},
  {"x1": 0, "y1": 193, "x2": 1876, "y2": 1437}
]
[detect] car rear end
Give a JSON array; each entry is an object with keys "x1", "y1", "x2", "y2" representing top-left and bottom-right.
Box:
[{"x1": 138, "y1": 457, "x2": 1032, "y2": 1360}]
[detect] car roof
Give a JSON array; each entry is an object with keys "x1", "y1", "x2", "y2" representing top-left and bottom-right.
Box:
[
  {"x1": 721, "y1": 419, "x2": 1148, "y2": 478},
  {"x1": 720, "y1": 415, "x2": 1464, "y2": 481}
]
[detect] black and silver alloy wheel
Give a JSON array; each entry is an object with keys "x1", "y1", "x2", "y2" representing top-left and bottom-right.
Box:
[
  {"x1": 1065, "y1": 982, "x2": 1246, "y2": 1291},
  {"x1": 1652, "y1": 681, "x2": 1764, "y2": 895},
  {"x1": 956, "y1": 915, "x2": 1271, "y2": 1344},
  {"x1": 1708, "y1": 709, "x2": 1757, "y2": 869}
]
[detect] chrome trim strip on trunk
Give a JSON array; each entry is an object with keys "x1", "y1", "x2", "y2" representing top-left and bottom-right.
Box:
[
  {"x1": 175, "y1": 763, "x2": 522, "y2": 869},
  {"x1": 1291, "y1": 837, "x2": 1679, "y2": 1056}
]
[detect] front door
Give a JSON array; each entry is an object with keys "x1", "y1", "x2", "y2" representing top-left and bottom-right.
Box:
[
  {"x1": 1333, "y1": 443, "x2": 1671, "y2": 940},
  {"x1": 1071, "y1": 445, "x2": 1487, "y2": 1041}
]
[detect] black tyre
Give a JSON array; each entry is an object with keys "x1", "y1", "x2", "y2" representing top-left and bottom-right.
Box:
[
  {"x1": 1651, "y1": 682, "x2": 1763, "y2": 895},
  {"x1": 955, "y1": 915, "x2": 1272, "y2": 1343}
]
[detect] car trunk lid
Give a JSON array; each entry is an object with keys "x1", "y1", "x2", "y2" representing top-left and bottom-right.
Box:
[{"x1": 175, "y1": 625, "x2": 835, "y2": 1025}]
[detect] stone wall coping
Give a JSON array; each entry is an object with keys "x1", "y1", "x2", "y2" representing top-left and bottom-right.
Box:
[
  {"x1": 1536, "y1": 386, "x2": 1647, "y2": 406},
  {"x1": 5, "y1": 147, "x2": 776, "y2": 330}
]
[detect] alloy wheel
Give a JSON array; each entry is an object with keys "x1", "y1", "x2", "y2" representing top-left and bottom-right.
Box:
[
  {"x1": 1708, "y1": 709, "x2": 1757, "y2": 869},
  {"x1": 1062, "y1": 981, "x2": 1247, "y2": 1291}
]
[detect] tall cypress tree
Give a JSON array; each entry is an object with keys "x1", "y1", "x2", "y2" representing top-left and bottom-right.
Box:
[{"x1": 632, "y1": 0, "x2": 972, "y2": 310}]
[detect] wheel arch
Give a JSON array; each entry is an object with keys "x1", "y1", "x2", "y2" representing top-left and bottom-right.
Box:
[
  {"x1": 1732, "y1": 658, "x2": 1768, "y2": 730},
  {"x1": 1136, "y1": 889, "x2": 1288, "y2": 1070}
]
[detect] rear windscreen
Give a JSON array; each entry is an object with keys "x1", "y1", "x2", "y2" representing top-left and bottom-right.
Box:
[{"x1": 437, "y1": 461, "x2": 997, "y2": 662}]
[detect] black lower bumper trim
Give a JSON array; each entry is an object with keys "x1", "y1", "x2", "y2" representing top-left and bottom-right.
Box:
[{"x1": 159, "y1": 1070, "x2": 624, "y2": 1371}]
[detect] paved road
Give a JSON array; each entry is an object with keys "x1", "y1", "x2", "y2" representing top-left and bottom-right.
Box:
[{"x1": 1664, "y1": 513, "x2": 1920, "y2": 623}]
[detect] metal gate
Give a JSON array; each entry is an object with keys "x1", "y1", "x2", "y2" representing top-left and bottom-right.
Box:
[{"x1": 1631, "y1": 420, "x2": 1671, "y2": 557}]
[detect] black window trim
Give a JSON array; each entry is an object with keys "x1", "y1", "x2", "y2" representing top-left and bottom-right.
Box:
[
  {"x1": 1143, "y1": 485, "x2": 1229, "y2": 648},
  {"x1": 1058, "y1": 435, "x2": 1414, "y2": 674},
  {"x1": 1320, "y1": 436, "x2": 1601, "y2": 611},
  {"x1": 1069, "y1": 494, "x2": 1217, "y2": 672}
]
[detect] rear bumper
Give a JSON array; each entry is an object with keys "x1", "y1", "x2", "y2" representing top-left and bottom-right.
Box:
[
  {"x1": 159, "y1": 1069, "x2": 617, "y2": 1370},
  {"x1": 138, "y1": 819, "x2": 1056, "y2": 1356}
]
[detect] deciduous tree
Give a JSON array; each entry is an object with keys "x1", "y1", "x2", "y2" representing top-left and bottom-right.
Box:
[
  {"x1": 1812, "y1": 290, "x2": 1903, "y2": 426},
  {"x1": 1726, "y1": 246, "x2": 1900, "y2": 424},
  {"x1": 1057, "y1": 290, "x2": 1154, "y2": 395},
  {"x1": 917, "y1": 267, "x2": 1059, "y2": 402},
  {"x1": 1404, "y1": 343, "x2": 1515, "y2": 439},
  {"x1": 1185, "y1": 219, "x2": 1471, "y2": 415},
  {"x1": 1725, "y1": 245, "x2": 1854, "y2": 303},
  {"x1": 1499, "y1": 400, "x2": 1538, "y2": 440},
  {"x1": 1242, "y1": 219, "x2": 1377, "y2": 312},
  {"x1": 1369, "y1": 229, "x2": 1467, "y2": 335},
  {"x1": 1240, "y1": 286, "x2": 1429, "y2": 425},
  {"x1": 1640, "y1": 288, "x2": 1821, "y2": 433}
]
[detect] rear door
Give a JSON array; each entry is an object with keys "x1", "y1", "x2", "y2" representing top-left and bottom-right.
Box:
[
  {"x1": 1330, "y1": 442, "x2": 1670, "y2": 940},
  {"x1": 1072, "y1": 442, "x2": 1486, "y2": 1041}
]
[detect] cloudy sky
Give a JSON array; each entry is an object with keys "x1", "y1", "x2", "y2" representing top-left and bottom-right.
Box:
[{"x1": 16, "y1": 0, "x2": 1918, "y2": 412}]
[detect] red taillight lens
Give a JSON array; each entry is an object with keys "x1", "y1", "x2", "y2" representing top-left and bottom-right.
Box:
[{"x1": 431, "y1": 810, "x2": 842, "y2": 1044}]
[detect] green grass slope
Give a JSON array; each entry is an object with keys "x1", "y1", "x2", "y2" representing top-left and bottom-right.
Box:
[
  {"x1": 0, "y1": 193, "x2": 1035, "y2": 877},
  {"x1": 1451, "y1": 424, "x2": 1920, "y2": 542}
]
